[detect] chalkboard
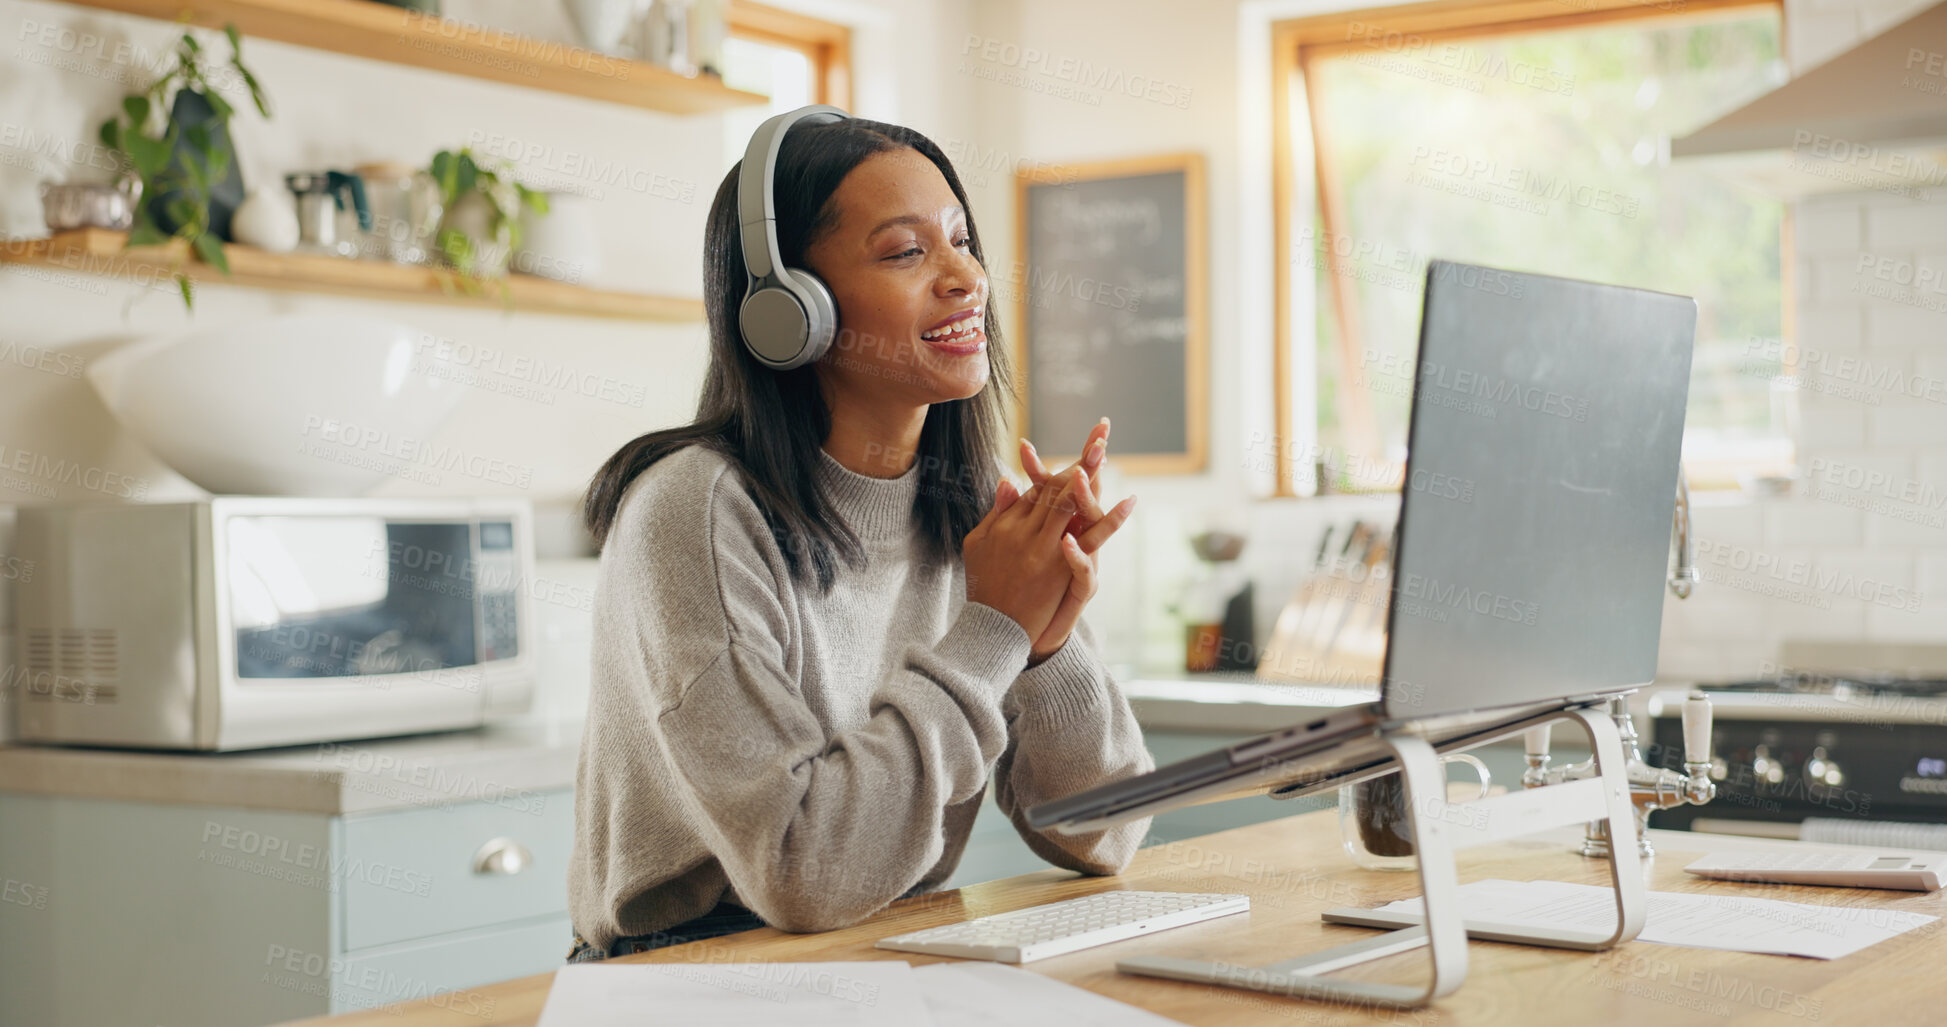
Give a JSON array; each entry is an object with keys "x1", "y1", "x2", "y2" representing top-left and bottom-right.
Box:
[{"x1": 1010, "y1": 153, "x2": 1206, "y2": 474}]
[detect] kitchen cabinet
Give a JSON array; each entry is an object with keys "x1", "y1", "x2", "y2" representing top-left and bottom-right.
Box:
[
  {"x1": 0, "y1": 788, "x2": 575, "y2": 1027},
  {"x1": 0, "y1": 722, "x2": 580, "y2": 1027}
]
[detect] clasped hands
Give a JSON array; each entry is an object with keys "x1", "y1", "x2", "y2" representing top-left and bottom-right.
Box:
[{"x1": 961, "y1": 418, "x2": 1138, "y2": 667}]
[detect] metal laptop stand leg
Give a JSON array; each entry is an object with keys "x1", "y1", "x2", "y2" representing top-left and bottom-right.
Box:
[{"x1": 1117, "y1": 705, "x2": 1645, "y2": 1008}]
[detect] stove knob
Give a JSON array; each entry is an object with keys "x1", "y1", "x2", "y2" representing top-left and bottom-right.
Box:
[
  {"x1": 1804, "y1": 745, "x2": 1844, "y2": 787},
  {"x1": 1752, "y1": 744, "x2": 1785, "y2": 785}
]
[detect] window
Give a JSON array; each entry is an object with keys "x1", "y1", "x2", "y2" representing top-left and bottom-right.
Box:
[
  {"x1": 1273, "y1": 1, "x2": 1789, "y2": 495},
  {"x1": 721, "y1": 2, "x2": 853, "y2": 166}
]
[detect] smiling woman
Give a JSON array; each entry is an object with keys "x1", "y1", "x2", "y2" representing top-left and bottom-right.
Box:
[{"x1": 565, "y1": 109, "x2": 1150, "y2": 961}]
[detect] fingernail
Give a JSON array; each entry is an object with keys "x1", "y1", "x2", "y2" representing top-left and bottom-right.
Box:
[
  {"x1": 1086, "y1": 440, "x2": 1105, "y2": 466},
  {"x1": 1021, "y1": 437, "x2": 1035, "y2": 451}
]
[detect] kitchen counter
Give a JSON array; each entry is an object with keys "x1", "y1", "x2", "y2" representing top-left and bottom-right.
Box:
[
  {"x1": 0, "y1": 719, "x2": 584, "y2": 814},
  {"x1": 0, "y1": 673, "x2": 1652, "y2": 814},
  {"x1": 0, "y1": 678, "x2": 1358, "y2": 814},
  {"x1": 1123, "y1": 675, "x2": 1376, "y2": 732}
]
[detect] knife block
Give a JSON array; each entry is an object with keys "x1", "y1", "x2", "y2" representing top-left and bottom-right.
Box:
[{"x1": 1256, "y1": 552, "x2": 1389, "y2": 685}]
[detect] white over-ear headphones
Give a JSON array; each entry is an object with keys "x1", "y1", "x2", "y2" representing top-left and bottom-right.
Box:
[{"x1": 737, "y1": 104, "x2": 852, "y2": 370}]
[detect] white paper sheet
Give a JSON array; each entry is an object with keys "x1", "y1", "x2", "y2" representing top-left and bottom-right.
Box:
[
  {"x1": 912, "y1": 963, "x2": 1188, "y2": 1026},
  {"x1": 535, "y1": 962, "x2": 932, "y2": 1027},
  {"x1": 1372, "y1": 878, "x2": 1936, "y2": 960}
]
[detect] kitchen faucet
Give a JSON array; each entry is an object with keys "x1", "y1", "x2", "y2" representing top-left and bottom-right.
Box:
[{"x1": 1521, "y1": 468, "x2": 1715, "y2": 858}]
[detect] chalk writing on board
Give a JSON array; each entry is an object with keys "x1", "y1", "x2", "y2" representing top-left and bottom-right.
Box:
[{"x1": 1018, "y1": 157, "x2": 1202, "y2": 469}]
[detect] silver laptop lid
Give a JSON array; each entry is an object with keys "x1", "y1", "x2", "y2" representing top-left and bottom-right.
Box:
[{"x1": 1381, "y1": 261, "x2": 1696, "y2": 719}]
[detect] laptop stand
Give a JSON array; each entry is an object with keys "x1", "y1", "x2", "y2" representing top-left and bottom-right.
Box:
[{"x1": 1116, "y1": 703, "x2": 1645, "y2": 1008}]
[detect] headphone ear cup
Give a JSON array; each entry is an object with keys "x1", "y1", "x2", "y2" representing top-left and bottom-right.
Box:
[{"x1": 783, "y1": 267, "x2": 839, "y2": 365}]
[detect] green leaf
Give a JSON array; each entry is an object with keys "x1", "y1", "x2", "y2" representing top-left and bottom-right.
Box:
[
  {"x1": 166, "y1": 196, "x2": 199, "y2": 231},
  {"x1": 237, "y1": 65, "x2": 270, "y2": 118},
  {"x1": 121, "y1": 95, "x2": 149, "y2": 129},
  {"x1": 184, "y1": 121, "x2": 212, "y2": 153},
  {"x1": 224, "y1": 23, "x2": 241, "y2": 54},
  {"x1": 176, "y1": 273, "x2": 194, "y2": 310},
  {"x1": 125, "y1": 134, "x2": 172, "y2": 178},
  {"x1": 455, "y1": 153, "x2": 478, "y2": 196},
  {"x1": 191, "y1": 231, "x2": 228, "y2": 274},
  {"x1": 522, "y1": 188, "x2": 550, "y2": 216},
  {"x1": 98, "y1": 118, "x2": 121, "y2": 152},
  {"x1": 181, "y1": 32, "x2": 200, "y2": 54},
  {"x1": 431, "y1": 151, "x2": 457, "y2": 202},
  {"x1": 205, "y1": 145, "x2": 229, "y2": 183},
  {"x1": 203, "y1": 89, "x2": 233, "y2": 122},
  {"x1": 179, "y1": 151, "x2": 208, "y2": 192}
]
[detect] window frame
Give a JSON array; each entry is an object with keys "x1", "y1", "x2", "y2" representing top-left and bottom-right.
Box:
[
  {"x1": 726, "y1": 0, "x2": 853, "y2": 110},
  {"x1": 1269, "y1": 0, "x2": 1787, "y2": 497}
]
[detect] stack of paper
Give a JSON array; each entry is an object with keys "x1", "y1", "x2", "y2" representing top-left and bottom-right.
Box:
[
  {"x1": 536, "y1": 960, "x2": 1188, "y2": 1026},
  {"x1": 1371, "y1": 878, "x2": 1937, "y2": 959}
]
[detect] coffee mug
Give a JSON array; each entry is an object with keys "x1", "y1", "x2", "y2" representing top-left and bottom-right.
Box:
[{"x1": 1337, "y1": 753, "x2": 1491, "y2": 871}]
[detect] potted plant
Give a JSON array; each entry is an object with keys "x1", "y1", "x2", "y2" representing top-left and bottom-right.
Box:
[
  {"x1": 97, "y1": 24, "x2": 271, "y2": 309},
  {"x1": 428, "y1": 148, "x2": 548, "y2": 280}
]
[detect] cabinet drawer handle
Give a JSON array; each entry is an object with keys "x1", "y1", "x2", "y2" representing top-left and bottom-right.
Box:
[{"x1": 472, "y1": 837, "x2": 533, "y2": 876}]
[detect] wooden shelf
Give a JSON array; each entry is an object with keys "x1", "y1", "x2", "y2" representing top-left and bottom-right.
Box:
[
  {"x1": 59, "y1": 0, "x2": 769, "y2": 114},
  {"x1": 0, "y1": 229, "x2": 706, "y2": 322}
]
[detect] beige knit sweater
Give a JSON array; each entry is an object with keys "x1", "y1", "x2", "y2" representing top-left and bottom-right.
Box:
[{"x1": 567, "y1": 443, "x2": 1154, "y2": 950}]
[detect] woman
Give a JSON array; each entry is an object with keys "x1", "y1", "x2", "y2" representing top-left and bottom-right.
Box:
[{"x1": 565, "y1": 109, "x2": 1153, "y2": 962}]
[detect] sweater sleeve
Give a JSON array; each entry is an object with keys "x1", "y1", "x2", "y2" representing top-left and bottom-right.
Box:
[
  {"x1": 621, "y1": 460, "x2": 1034, "y2": 933},
  {"x1": 991, "y1": 613, "x2": 1156, "y2": 875}
]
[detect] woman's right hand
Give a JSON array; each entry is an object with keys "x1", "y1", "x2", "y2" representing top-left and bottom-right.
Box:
[{"x1": 962, "y1": 470, "x2": 1093, "y2": 644}]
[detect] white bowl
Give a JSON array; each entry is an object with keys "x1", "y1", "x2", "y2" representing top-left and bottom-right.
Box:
[{"x1": 89, "y1": 314, "x2": 464, "y2": 496}]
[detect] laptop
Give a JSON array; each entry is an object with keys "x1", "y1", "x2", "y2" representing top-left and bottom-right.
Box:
[{"x1": 1028, "y1": 260, "x2": 1697, "y2": 834}]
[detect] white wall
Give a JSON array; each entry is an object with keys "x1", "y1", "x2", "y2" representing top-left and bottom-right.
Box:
[
  {"x1": 4, "y1": 0, "x2": 1941, "y2": 726},
  {"x1": 1652, "y1": 0, "x2": 1947, "y2": 680},
  {"x1": 956, "y1": 0, "x2": 1947, "y2": 681},
  {"x1": 0, "y1": 0, "x2": 980, "y2": 738}
]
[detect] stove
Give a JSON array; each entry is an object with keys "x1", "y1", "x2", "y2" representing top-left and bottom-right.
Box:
[{"x1": 1647, "y1": 643, "x2": 1947, "y2": 834}]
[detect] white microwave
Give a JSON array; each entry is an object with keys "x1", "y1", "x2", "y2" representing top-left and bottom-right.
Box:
[{"x1": 11, "y1": 498, "x2": 535, "y2": 751}]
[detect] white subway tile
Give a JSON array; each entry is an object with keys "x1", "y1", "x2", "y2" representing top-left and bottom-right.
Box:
[
  {"x1": 1869, "y1": 400, "x2": 1947, "y2": 443},
  {"x1": 1796, "y1": 399, "x2": 1868, "y2": 448},
  {"x1": 1919, "y1": 453, "x2": 1947, "y2": 491},
  {"x1": 1657, "y1": 635, "x2": 1780, "y2": 683},
  {"x1": 1864, "y1": 304, "x2": 1946, "y2": 350},
  {"x1": 1920, "y1": 550, "x2": 1947, "y2": 595},
  {"x1": 1796, "y1": 304, "x2": 1865, "y2": 351},
  {"x1": 1866, "y1": 599, "x2": 1947, "y2": 641},
  {"x1": 1812, "y1": 255, "x2": 1874, "y2": 304},
  {"x1": 1688, "y1": 497, "x2": 1766, "y2": 544},
  {"x1": 1864, "y1": 510, "x2": 1947, "y2": 547},
  {"x1": 1797, "y1": 449, "x2": 1914, "y2": 487},
  {"x1": 1793, "y1": 202, "x2": 1863, "y2": 254},
  {"x1": 1865, "y1": 203, "x2": 1947, "y2": 250},
  {"x1": 1764, "y1": 499, "x2": 1864, "y2": 546}
]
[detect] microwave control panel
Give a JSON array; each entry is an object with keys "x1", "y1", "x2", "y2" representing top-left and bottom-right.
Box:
[{"x1": 476, "y1": 520, "x2": 521, "y2": 662}]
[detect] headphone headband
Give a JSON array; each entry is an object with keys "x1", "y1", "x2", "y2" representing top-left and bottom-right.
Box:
[{"x1": 738, "y1": 104, "x2": 850, "y2": 285}]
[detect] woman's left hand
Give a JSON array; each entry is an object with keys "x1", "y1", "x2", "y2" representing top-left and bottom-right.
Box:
[{"x1": 1015, "y1": 419, "x2": 1137, "y2": 665}]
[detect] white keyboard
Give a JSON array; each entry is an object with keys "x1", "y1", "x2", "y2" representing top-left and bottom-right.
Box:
[
  {"x1": 874, "y1": 891, "x2": 1249, "y2": 963},
  {"x1": 1684, "y1": 850, "x2": 1947, "y2": 891}
]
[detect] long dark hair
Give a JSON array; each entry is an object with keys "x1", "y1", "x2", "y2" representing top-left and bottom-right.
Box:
[{"x1": 581, "y1": 117, "x2": 1015, "y2": 596}]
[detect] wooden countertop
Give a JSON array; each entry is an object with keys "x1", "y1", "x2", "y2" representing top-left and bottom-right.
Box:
[{"x1": 276, "y1": 808, "x2": 1947, "y2": 1026}]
